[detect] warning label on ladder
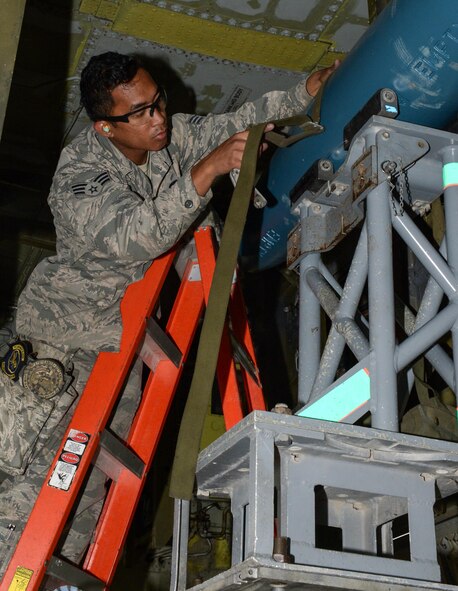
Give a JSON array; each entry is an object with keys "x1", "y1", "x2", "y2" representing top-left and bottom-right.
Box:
[
  {"x1": 48, "y1": 429, "x2": 90, "y2": 491},
  {"x1": 7, "y1": 566, "x2": 33, "y2": 591}
]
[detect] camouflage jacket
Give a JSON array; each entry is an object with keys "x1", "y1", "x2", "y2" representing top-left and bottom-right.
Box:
[{"x1": 15, "y1": 80, "x2": 313, "y2": 352}]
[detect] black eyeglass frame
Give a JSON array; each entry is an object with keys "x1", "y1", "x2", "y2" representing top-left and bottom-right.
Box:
[{"x1": 100, "y1": 87, "x2": 167, "y2": 124}]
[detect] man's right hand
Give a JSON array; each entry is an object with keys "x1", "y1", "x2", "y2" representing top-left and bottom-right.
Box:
[{"x1": 191, "y1": 123, "x2": 274, "y2": 197}]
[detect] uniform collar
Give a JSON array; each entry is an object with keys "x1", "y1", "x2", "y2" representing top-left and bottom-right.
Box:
[{"x1": 94, "y1": 131, "x2": 136, "y2": 176}]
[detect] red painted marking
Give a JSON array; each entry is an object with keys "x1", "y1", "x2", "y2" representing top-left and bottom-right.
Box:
[{"x1": 61, "y1": 452, "x2": 80, "y2": 465}]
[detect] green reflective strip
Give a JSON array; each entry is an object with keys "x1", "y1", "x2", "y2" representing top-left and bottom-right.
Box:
[
  {"x1": 443, "y1": 162, "x2": 458, "y2": 189},
  {"x1": 297, "y1": 368, "x2": 370, "y2": 422}
]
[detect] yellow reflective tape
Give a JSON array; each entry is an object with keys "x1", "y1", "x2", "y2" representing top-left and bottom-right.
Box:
[
  {"x1": 7, "y1": 567, "x2": 34, "y2": 591},
  {"x1": 112, "y1": 2, "x2": 328, "y2": 72}
]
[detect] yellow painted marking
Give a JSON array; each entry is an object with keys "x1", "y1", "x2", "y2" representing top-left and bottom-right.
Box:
[
  {"x1": 112, "y1": 2, "x2": 329, "y2": 72},
  {"x1": 7, "y1": 567, "x2": 34, "y2": 591},
  {"x1": 79, "y1": 0, "x2": 101, "y2": 14},
  {"x1": 69, "y1": 24, "x2": 93, "y2": 76},
  {"x1": 97, "y1": 0, "x2": 120, "y2": 21},
  {"x1": 317, "y1": 51, "x2": 346, "y2": 67}
]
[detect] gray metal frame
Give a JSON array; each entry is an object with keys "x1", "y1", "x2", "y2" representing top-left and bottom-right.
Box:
[
  {"x1": 171, "y1": 412, "x2": 458, "y2": 590},
  {"x1": 294, "y1": 116, "x2": 458, "y2": 431},
  {"x1": 170, "y1": 113, "x2": 458, "y2": 591}
]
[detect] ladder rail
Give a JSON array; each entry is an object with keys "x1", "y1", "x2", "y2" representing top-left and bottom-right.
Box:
[
  {"x1": 194, "y1": 227, "x2": 265, "y2": 428},
  {"x1": 84, "y1": 258, "x2": 206, "y2": 581},
  {"x1": 229, "y1": 281, "x2": 265, "y2": 413},
  {"x1": 194, "y1": 228, "x2": 243, "y2": 426},
  {"x1": 0, "y1": 227, "x2": 266, "y2": 590},
  {"x1": 0, "y1": 251, "x2": 175, "y2": 590}
]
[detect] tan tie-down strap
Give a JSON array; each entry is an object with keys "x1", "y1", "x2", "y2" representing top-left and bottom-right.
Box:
[{"x1": 170, "y1": 88, "x2": 326, "y2": 500}]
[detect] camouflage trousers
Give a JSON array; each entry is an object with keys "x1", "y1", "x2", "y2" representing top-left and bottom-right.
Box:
[{"x1": 0, "y1": 344, "x2": 143, "y2": 582}]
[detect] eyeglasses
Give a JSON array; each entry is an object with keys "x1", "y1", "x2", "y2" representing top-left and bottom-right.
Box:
[{"x1": 101, "y1": 87, "x2": 167, "y2": 127}]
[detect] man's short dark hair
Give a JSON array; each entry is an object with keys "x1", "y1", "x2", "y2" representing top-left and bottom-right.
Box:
[{"x1": 80, "y1": 52, "x2": 141, "y2": 121}]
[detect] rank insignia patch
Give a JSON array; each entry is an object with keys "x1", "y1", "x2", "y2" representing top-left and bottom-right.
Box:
[
  {"x1": 189, "y1": 115, "x2": 205, "y2": 125},
  {"x1": 72, "y1": 171, "x2": 110, "y2": 196}
]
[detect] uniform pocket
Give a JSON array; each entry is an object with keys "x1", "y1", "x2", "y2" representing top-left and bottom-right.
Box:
[{"x1": 0, "y1": 375, "x2": 75, "y2": 476}]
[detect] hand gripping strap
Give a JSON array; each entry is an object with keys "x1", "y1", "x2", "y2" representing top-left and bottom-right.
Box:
[{"x1": 170, "y1": 107, "x2": 325, "y2": 500}]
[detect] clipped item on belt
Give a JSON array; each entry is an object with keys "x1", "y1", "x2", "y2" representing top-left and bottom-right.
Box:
[
  {"x1": 0, "y1": 338, "x2": 32, "y2": 381},
  {"x1": 0, "y1": 337, "x2": 67, "y2": 399},
  {"x1": 22, "y1": 358, "x2": 66, "y2": 400}
]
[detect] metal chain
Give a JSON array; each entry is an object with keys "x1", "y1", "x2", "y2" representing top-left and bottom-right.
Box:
[
  {"x1": 384, "y1": 159, "x2": 412, "y2": 217},
  {"x1": 382, "y1": 160, "x2": 401, "y2": 216},
  {"x1": 387, "y1": 172, "x2": 399, "y2": 215},
  {"x1": 402, "y1": 160, "x2": 413, "y2": 207},
  {"x1": 397, "y1": 159, "x2": 405, "y2": 216},
  {"x1": 396, "y1": 158, "x2": 414, "y2": 215}
]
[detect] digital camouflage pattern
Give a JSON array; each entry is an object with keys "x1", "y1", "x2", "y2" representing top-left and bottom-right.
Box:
[
  {"x1": 0, "y1": 351, "x2": 143, "y2": 576},
  {"x1": 0, "y1": 341, "x2": 75, "y2": 477},
  {"x1": 0, "y1": 77, "x2": 313, "y2": 575},
  {"x1": 0, "y1": 350, "x2": 96, "y2": 576},
  {"x1": 15, "y1": 79, "x2": 313, "y2": 352}
]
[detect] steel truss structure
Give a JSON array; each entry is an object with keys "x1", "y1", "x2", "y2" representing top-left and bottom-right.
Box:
[
  {"x1": 171, "y1": 107, "x2": 458, "y2": 590},
  {"x1": 295, "y1": 114, "x2": 458, "y2": 431}
]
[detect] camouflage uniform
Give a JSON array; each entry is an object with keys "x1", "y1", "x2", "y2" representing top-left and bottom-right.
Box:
[{"x1": 0, "y1": 79, "x2": 313, "y2": 576}]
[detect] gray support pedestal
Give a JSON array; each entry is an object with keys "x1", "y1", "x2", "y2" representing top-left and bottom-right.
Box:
[
  {"x1": 170, "y1": 106, "x2": 458, "y2": 591},
  {"x1": 171, "y1": 413, "x2": 458, "y2": 591}
]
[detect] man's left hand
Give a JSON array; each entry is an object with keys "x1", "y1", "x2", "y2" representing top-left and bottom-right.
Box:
[{"x1": 306, "y1": 59, "x2": 340, "y2": 97}]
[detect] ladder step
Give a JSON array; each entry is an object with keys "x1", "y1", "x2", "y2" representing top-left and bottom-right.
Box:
[
  {"x1": 95, "y1": 430, "x2": 145, "y2": 480},
  {"x1": 139, "y1": 317, "x2": 182, "y2": 371},
  {"x1": 84, "y1": 470, "x2": 142, "y2": 581},
  {"x1": 46, "y1": 556, "x2": 104, "y2": 590},
  {"x1": 0, "y1": 227, "x2": 266, "y2": 591}
]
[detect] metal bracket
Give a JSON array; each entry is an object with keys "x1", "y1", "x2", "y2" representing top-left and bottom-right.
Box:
[
  {"x1": 376, "y1": 129, "x2": 430, "y2": 179},
  {"x1": 343, "y1": 87, "x2": 399, "y2": 150},
  {"x1": 287, "y1": 183, "x2": 363, "y2": 268},
  {"x1": 286, "y1": 223, "x2": 301, "y2": 268},
  {"x1": 351, "y1": 145, "x2": 378, "y2": 200}
]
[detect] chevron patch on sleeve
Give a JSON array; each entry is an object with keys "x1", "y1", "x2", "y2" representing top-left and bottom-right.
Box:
[
  {"x1": 189, "y1": 115, "x2": 205, "y2": 125},
  {"x1": 72, "y1": 171, "x2": 111, "y2": 196}
]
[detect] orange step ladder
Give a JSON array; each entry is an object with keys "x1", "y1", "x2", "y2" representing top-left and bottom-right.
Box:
[{"x1": 0, "y1": 226, "x2": 265, "y2": 591}]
